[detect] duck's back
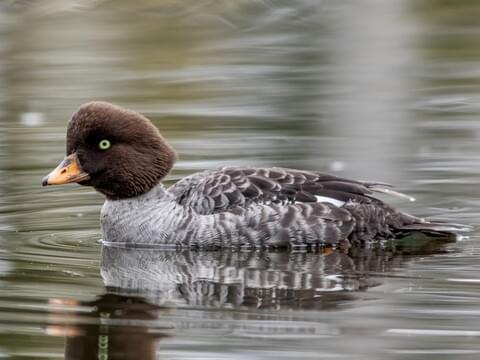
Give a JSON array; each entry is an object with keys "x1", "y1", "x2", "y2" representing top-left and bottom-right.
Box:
[
  {"x1": 166, "y1": 167, "x2": 462, "y2": 247},
  {"x1": 169, "y1": 167, "x2": 383, "y2": 213}
]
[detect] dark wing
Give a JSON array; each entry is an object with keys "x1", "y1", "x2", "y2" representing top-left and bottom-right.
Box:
[{"x1": 168, "y1": 166, "x2": 405, "y2": 215}]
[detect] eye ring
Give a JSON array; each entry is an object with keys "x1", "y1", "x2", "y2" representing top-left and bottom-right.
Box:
[{"x1": 98, "y1": 139, "x2": 111, "y2": 150}]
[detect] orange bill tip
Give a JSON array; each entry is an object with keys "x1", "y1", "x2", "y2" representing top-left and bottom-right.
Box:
[{"x1": 42, "y1": 153, "x2": 90, "y2": 186}]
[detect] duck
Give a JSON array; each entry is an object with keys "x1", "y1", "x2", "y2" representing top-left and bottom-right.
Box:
[{"x1": 42, "y1": 101, "x2": 466, "y2": 248}]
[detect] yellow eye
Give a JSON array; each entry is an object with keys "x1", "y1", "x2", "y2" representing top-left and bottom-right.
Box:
[{"x1": 98, "y1": 139, "x2": 111, "y2": 150}]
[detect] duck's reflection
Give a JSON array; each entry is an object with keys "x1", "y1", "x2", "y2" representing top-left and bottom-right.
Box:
[
  {"x1": 48, "y1": 237, "x2": 453, "y2": 359},
  {"x1": 101, "y1": 247, "x2": 386, "y2": 310},
  {"x1": 47, "y1": 294, "x2": 170, "y2": 360}
]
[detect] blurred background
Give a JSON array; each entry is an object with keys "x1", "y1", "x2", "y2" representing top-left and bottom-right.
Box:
[{"x1": 1, "y1": 0, "x2": 480, "y2": 359}]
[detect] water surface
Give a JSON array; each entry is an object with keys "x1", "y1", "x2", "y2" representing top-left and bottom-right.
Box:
[{"x1": 1, "y1": 1, "x2": 480, "y2": 359}]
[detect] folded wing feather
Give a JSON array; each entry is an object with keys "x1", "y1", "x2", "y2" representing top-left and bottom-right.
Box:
[{"x1": 169, "y1": 167, "x2": 403, "y2": 215}]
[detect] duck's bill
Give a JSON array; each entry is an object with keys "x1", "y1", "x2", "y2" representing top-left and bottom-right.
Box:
[{"x1": 42, "y1": 153, "x2": 90, "y2": 186}]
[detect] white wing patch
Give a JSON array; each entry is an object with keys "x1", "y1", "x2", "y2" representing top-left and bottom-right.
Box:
[
  {"x1": 314, "y1": 195, "x2": 345, "y2": 207},
  {"x1": 369, "y1": 186, "x2": 416, "y2": 202}
]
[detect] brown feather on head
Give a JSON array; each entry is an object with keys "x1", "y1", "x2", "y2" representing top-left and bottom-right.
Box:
[{"x1": 44, "y1": 101, "x2": 176, "y2": 199}]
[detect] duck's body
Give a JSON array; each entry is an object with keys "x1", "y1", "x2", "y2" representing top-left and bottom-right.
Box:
[
  {"x1": 101, "y1": 166, "x2": 453, "y2": 248},
  {"x1": 43, "y1": 102, "x2": 465, "y2": 248}
]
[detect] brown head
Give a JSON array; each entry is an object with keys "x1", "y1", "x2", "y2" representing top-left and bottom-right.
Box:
[{"x1": 42, "y1": 101, "x2": 176, "y2": 199}]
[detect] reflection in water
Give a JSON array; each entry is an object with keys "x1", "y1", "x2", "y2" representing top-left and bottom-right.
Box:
[
  {"x1": 47, "y1": 295, "x2": 169, "y2": 360},
  {"x1": 46, "y1": 239, "x2": 453, "y2": 359},
  {"x1": 101, "y1": 247, "x2": 368, "y2": 310},
  {"x1": 100, "y1": 238, "x2": 454, "y2": 310}
]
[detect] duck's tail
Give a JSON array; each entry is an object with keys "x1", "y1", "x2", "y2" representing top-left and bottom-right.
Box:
[
  {"x1": 365, "y1": 183, "x2": 472, "y2": 237},
  {"x1": 395, "y1": 216, "x2": 472, "y2": 238},
  {"x1": 384, "y1": 217, "x2": 471, "y2": 254},
  {"x1": 346, "y1": 202, "x2": 471, "y2": 245}
]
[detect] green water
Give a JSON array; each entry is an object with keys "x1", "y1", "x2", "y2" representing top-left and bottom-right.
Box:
[{"x1": 1, "y1": 1, "x2": 480, "y2": 359}]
